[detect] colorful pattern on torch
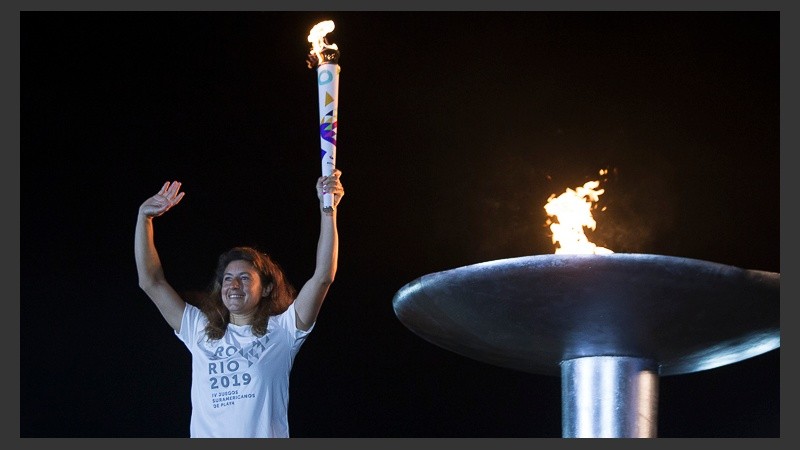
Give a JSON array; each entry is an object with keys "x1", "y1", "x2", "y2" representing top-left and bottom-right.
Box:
[{"x1": 320, "y1": 114, "x2": 337, "y2": 145}]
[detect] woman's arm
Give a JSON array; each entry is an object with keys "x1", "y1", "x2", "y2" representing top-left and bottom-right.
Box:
[
  {"x1": 134, "y1": 181, "x2": 188, "y2": 331},
  {"x1": 294, "y1": 170, "x2": 344, "y2": 331}
]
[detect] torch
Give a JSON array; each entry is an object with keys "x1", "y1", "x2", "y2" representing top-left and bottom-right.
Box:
[{"x1": 307, "y1": 20, "x2": 341, "y2": 213}]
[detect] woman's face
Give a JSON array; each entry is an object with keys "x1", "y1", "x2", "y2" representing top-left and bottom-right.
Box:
[{"x1": 220, "y1": 259, "x2": 267, "y2": 315}]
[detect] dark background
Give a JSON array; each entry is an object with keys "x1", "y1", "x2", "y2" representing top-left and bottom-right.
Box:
[{"x1": 20, "y1": 11, "x2": 780, "y2": 437}]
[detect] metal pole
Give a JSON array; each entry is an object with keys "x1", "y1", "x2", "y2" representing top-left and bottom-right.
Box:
[{"x1": 561, "y1": 356, "x2": 659, "y2": 438}]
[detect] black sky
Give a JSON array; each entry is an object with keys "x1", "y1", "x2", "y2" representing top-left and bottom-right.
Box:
[{"x1": 20, "y1": 11, "x2": 781, "y2": 438}]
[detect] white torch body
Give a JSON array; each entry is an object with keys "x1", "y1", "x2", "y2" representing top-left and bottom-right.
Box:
[{"x1": 316, "y1": 61, "x2": 340, "y2": 213}]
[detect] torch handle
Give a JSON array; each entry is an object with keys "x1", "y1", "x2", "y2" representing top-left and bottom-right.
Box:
[{"x1": 317, "y1": 62, "x2": 340, "y2": 213}]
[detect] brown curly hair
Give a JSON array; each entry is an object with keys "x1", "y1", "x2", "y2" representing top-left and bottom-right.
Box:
[{"x1": 199, "y1": 246, "x2": 296, "y2": 341}]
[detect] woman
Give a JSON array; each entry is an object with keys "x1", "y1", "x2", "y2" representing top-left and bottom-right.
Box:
[{"x1": 134, "y1": 170, "x2": 344, "y2": 437}]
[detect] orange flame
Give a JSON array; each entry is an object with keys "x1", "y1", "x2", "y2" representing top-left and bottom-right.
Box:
[
  {"x1": 544, "y1": 170, "x2": 613, "y2": 255},
  {"x1": 307, "y1": 20, "x2": 338, "y2": 64}
]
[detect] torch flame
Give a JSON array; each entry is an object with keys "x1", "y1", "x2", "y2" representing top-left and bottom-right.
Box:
[
  {"x1": 307, "y1": 20, "x2": 339, "y2": 67},
  {"x1": 544, "y1": 171, "x2": 613, "y2": 255}
]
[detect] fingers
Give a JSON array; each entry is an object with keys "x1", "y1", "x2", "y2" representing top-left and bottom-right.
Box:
[
  {"x1": 172, "y1": 191, "x2": 186, "y2": 206},
  {"x1": 165, "y1": 181, "x2": 182, "y2": 199},
  {"x1": 158, "y1": 181, "x2": 186, "y2": 206},
  {"x1": 319, "y1": 171, "x2": 343, "y2": 195},
  {"x1": 319, "y1": 169, "x2": 342, "y2": 181}
]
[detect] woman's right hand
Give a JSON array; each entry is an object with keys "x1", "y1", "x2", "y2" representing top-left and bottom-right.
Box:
[{"x1": 139, "y1": 181, "x2": 185, "y2": 218}]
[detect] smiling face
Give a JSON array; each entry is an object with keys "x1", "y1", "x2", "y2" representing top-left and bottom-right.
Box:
[{"x1": 221, "y1": 259, "x2": 269, "y2": 316}]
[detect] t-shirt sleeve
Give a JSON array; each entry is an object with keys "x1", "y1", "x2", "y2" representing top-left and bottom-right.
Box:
[
  {"x1": 279, "y1": 301, "x2": 314, "y2": 352},
  {"x1": 175, "y1": 303, "x2": 200, "y2": 346}
]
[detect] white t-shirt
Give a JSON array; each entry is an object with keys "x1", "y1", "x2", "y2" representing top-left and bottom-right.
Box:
[{"x1": 176, "y1": 302, "x2": 313, "y2": 438}]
